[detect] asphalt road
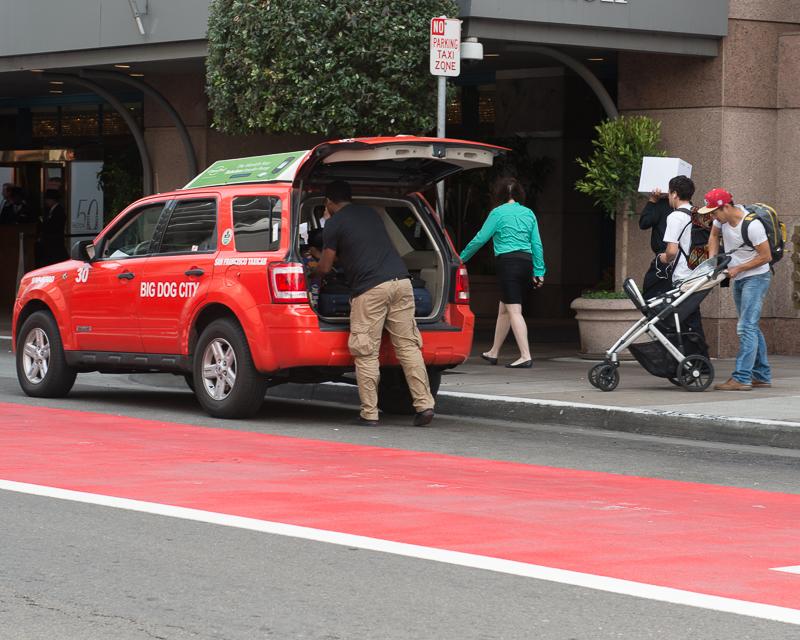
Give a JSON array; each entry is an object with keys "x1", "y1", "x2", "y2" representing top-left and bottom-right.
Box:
[{"x1": 1, "y1": 343, "x2": 798, "y2": 639}]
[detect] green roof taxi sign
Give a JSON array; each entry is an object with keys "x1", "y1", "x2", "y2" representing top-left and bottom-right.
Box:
[{"x1": 183, "y1": 150, "x2": 309, "y2": 189}]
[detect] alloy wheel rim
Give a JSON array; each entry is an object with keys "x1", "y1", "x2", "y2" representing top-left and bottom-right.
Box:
[
  {"x1": 201, "y1": 338, "x2": 237, "y2": 401},
  {"x1": 22, "y1": 328, "x2": 50, "y2": 384}
]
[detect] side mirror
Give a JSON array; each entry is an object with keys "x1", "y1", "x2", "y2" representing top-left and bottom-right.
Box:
[{"x1": 71, "y1": 240, "x2": 96, "y2": 262}]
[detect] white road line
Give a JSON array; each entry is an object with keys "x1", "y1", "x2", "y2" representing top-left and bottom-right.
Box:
[
  {"x1": 1, "y1": 478, "x2": 798, "y2": 626},
  {"x1": 772, "y1": 566, "x2": 800, "y2": 575}
]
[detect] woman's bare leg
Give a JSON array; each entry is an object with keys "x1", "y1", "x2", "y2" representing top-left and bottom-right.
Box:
[
  {"x1": 506, "y1": 303, "x2": 531, "y2": 365},
  {"x1": 485, "y1": 301, "x2": 510, "y2": 358}
]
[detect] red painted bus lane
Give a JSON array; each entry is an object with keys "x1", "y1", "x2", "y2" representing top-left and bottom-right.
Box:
[{"x1": 0, "y1": 402, "x2": 798, "y2": 615}]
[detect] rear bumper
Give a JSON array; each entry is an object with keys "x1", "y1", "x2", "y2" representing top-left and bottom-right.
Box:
[{"x1": 249, "y1": 302, "x2": 474, "y2": 373}]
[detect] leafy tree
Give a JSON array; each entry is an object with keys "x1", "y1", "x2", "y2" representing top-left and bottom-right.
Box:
[
  {"x1": 575, "y1": 115, "x2": 664, "y2": 219},
  {"x1": 575, "y1": 115, "x2": 665, "y2": 286},
  {"x1": 206, "y1": 0, "x2": 459, "y2": 137}
]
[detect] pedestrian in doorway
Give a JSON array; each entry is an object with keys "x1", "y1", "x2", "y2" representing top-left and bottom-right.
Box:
[
  {"x1": 0, "y1": 183, "x2": 16, "y2": 224},
  {"x1": 460, "y1": 177, "x2": 546, "y2": 369},
  {"x1": 10, "y1": 187, "x2": 32, "y2": 224},
  {"x1": 639, "y1": 187, "x2": 672, "y2": 298},
  {"x1": 702, "y1": 188, "x2": 773, "y2": 391},
  {"x1": 35, "y1": 189, "x2": 68, "y2": 268},
  {"x1": 314, "y1": 180, "x2": 435, "y2": 427}
]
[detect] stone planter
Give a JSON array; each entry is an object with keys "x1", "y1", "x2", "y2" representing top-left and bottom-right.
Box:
[{"x1": 570, "y1": 297, "x2": 644, "y2": 360}]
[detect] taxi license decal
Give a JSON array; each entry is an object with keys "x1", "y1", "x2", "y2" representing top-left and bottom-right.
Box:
[
  {"x1": 31, "y1": 275, "x2": 55, "y2": 285},
  {"x1": 139, "y1": 282, "x2": 200, "y2": 299},
  {"x1": 221, "y1": 228, "x2": 233, "y2": 245},
  {"x1": 214, "y1": 257, "x2": 267, "y2": 266}
]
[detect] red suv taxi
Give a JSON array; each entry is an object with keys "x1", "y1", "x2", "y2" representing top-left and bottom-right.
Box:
[{"x1": 13, "y1": 137, "x2": 502, "y2": 418}]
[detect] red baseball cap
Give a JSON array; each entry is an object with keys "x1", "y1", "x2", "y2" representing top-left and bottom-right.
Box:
[{"x1": 698, "y1": 188, "x2": 733, "y2": 214}]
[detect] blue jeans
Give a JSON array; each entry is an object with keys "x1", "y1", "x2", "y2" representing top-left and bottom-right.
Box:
[{"x1": 732, "y1": 272, "x2": 771, "y2": 384}]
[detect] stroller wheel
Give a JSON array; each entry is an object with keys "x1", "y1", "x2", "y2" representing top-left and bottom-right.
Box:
[
  {"x1": 589, "y1": 363, "x2": 619, "y2": 392},
  {"x1": 667, "y1": 377, "x2": 682, "y2": 387},
  {"x1": 675, "y1": 355, "x2": 714, "y2": 392}
]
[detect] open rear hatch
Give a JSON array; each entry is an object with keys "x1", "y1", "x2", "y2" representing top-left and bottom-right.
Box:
[{"x1": 292, "y1": 136, "x2": 504, "y2": 194}]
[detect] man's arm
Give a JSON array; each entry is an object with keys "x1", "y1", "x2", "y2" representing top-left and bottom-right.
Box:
[
  {"x1": 708, "y1": 224, "x2": 721, "y2": 258},
  {"x1": 314, "y1": 248, "x2": 337, "y2": 276},
  {"x1": 639, "y1": 190, "x2": 664, "y2": 230},
  {"x1": 727, "y1": 240, "x2": 771, "y2": 278},
  {"x1": 658, "y1": 242, "x2": 679, "y2": 265}
]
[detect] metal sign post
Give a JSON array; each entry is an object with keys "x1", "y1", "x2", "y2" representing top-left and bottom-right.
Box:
[{"x1": 430, "y1": 16, "x2": 461, "y2": 219}]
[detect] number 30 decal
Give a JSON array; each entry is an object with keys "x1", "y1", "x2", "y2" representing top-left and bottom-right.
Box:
[{"x1": 75, "y1": 265, "x2": 90, "y2": 284}]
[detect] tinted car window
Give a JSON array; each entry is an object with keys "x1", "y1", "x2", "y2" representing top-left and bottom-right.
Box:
[
  {"x1": 101, "y1": 203, "x2": 166, "y2": 259},
  {"x1": 233, "y1": 196, "x2": 282, "y2": 252},
  {"x1": 156, "y1": 199, "x2": 217, "y2": 254},
  {"x1": 385, "y1": 206, "x2": 431, "y2": 251}
]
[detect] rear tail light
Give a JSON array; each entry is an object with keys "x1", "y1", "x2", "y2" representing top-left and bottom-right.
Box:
[
  {"x1": 454, "y1": 265, "x2": 470, "y2": 304},
  {"x1": 268, "y1": 262, "x2": 308, "y2": 303}
]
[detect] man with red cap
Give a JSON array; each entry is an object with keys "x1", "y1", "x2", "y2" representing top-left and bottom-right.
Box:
[{"x1": 702, "y1": 188, "x2": 773, "y2": 391}]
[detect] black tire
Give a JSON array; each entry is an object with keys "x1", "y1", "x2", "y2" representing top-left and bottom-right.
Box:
[
  {"x1": 675, "y1": 355, "x2": 714, "y2": 392},
  {"x1": 591, "y1": 363, "x2": 619, "y2": 392},
  {"x1": 193, "y1": 318, "x2": 267, "y2": 418},
  {"x1": 183, "y1": 374, "x2": 196, "y2": 392},
  {"x1": 16, "y1": 310, "x2": 77, "y2": 398},
  {"x1": 377, "y1": 367, "x2": 442, "y2": 415},
  {"x1": 588, "y1": 363, "x2": 606, "y2": 389}
]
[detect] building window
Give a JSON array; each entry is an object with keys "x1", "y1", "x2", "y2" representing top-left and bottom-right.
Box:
[
  {"x1": 60, "y1": 106, "x2": 100, "y2": 137},
  {"x1": 447, "y1": 88, "x2": 462, "y2": 126},
  {"x1": 31, "y1": 107, "x2": 59, "y2": 139},
  {"x1": 478, "y1": 88, "x2": 496, "y2": 124}
]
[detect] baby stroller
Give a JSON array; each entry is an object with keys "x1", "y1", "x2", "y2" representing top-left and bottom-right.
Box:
[{"x1": 588, "y1": 254, "x2": 732, "y2": 392}]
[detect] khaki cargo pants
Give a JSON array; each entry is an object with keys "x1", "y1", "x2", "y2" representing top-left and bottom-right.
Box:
[{"x1": 348, "y1": 278, "x2": 434, "y2": 421}]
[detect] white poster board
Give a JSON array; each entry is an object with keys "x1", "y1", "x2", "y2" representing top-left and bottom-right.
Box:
[
  {"x1": 637, "y1": 157, "x2": 692, "y2": 194},
  {"x1": 69, "y1": 161, "x2": 104, "y2": 239}
]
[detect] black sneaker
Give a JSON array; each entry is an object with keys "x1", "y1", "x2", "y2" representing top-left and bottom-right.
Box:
[
  {"x1": 354, "y1": 416, "x2": 379, "y2": 426},
  {"x1": 412, "y1": 408, "x2": 434, "y2": 427}
]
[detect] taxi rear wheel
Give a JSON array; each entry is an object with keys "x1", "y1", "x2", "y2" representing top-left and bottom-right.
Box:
[
  {"x1": 377, "y1": 367, "x2": 441, "y2": 415},
  {"x1": 16, "y1": 310, "x2": 77, "y2": 398},
  {"x1": 193, "y1": 318, "x2": 267, "y2": 418}
]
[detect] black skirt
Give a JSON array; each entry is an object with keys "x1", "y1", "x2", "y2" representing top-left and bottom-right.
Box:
[{"x1": 495, "y1": 251, "x2": 533, "y2": 304}]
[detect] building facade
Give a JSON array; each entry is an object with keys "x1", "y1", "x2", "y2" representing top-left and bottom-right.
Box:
[{"x1": 0, "y1": 0, "x2": 797, "y2": 354}]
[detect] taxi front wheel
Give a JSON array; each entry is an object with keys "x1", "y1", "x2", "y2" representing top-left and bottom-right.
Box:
[
  {"x1": 16, "y1": 310, "x2": 77, "y2": 398},
  {"x1": 193, "y1": 318, "x2": 267, "y2": 419}
]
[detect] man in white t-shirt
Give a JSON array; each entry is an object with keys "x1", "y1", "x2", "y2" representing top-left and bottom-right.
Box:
[
  {"x1": 655, "y1": 175, "x2": 705, "y2": 343},
  {"x1": 702, "y1": 188, "x2": 773, "y2": 391}
]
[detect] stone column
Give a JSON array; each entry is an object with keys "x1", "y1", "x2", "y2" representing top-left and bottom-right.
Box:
[
  {"x1": 142, "y1": 71, "x2": 209, "y2": 193},
  {"x1": 618, "y1": 0, "x2": 800, "y2": 356},
  {"x1": 775, "y1": 31, "x2": 800, "y2": 353}
]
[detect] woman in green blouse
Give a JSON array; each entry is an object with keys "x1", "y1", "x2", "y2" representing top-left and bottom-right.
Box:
[{"x1": 460, "y1": 178, "x2": 546, "y2": 368}]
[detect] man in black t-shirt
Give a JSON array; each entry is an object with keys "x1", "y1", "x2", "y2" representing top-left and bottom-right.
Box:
[
  {"x1": 315, "y1": 181, "x2": 434, "y2": 427},
  {"x1": 639, "y1": 188, "x2": 673, "y2": 298}
]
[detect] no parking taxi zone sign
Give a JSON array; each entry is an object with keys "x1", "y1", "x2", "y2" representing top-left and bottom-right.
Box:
[{"x1": 430, "y1": 17, "x2": 460, "y2": 77}]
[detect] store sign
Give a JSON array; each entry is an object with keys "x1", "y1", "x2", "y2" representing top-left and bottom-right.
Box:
[{"x1": 430, "y1": 17, "x2": 461, "y2": 77}]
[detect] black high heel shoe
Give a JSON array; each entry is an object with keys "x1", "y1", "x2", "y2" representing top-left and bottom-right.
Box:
[
  {"x1": 480, "y1": 353, "x2": 498, "y2": 365},
  {"x1": 506, "y1": 360, "x2": 532, "y2": 369}
]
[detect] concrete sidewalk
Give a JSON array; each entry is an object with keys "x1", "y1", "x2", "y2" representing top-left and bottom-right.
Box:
[
  {"x1": 3, "y1": 314, "x2": 799, "y2": 448},
  {"x1": 432, "y1": 341, "x2": 800, "y2": 449}
]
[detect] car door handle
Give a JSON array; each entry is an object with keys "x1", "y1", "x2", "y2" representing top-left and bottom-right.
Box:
[
  {"x1": 184, "y1": 268, "x2": 204, "y2": 277},
  {"x1": 117, "y1": 271, "x2": 135, "y2": 280}
]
